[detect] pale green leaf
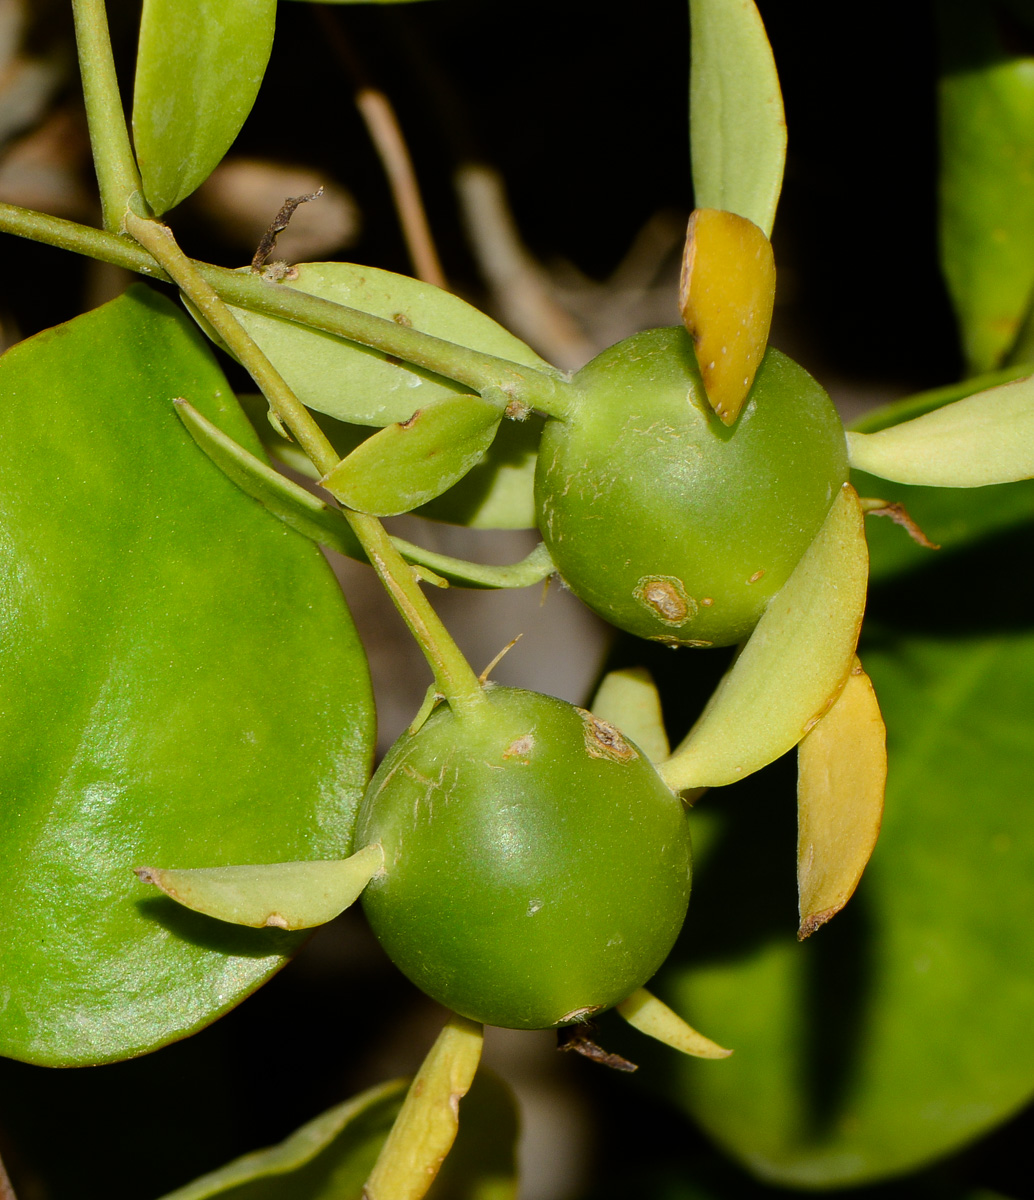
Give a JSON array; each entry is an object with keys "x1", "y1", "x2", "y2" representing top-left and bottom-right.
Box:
[
  {"x1": 846, "y1": 374, "x2": 1034, "y2": 487},
  {"x1": 133, "y1": 0, "x2": 276, "y2": 215},
  {"x1": 689, "y1": 0, "x2": 786, "y2": 235},
  {"x1": 616, "y1": 988, "x2": 732, "y2": 1060}
]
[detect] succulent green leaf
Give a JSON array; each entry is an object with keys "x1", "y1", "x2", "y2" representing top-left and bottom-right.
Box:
[
  {"x1": 591, "y1": 667, "x2": 670, "y2": 763},
  {"x1": 657, "y1": 622, "x2": 1034, "y2": 1187},
  {"x1": 660, "y1": 485, "x2": 868, "y2": 791},
  {"x1": 689, "y1": 0, "x2": 786, "y2": 235},
  {"x1": 0, "y1": 286, "x2": 374, "y2": 1066},
  {"x1": 938, "y1": 1, "x2": 1034, "y2": 372},
  {"x1": 224, "y1": 263, "x2": 551, "y2": 427},
  {"x1": 616, "y1": 988, "x2": 732, "y2": 1059},
  {"x1": 322, "y1": 394, "x2": 504, "y2": 517},
  {"x1": 156, "y1": 1080, "x2": 407, "y2": 1200},
  {"x1": 136, "y1": 844, "x2": 385, "y2": 930},
  {"x1": 846, "y1": 374, "x2": 1034, "y2": 487},
  {"x1": 132, "y1": 0, "x2": 276, "y2": 216}
]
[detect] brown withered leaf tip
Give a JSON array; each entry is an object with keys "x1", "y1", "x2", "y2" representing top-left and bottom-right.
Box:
[
  {"x1": 864, "y1": 501, "x2": 940, "y2": 549},
  {"x1": 557, "y1": 1024, "x2": 638, "y2": 1073},
  {"x1": 798, "y1": 904, "x2": 842, "y2": 942}
]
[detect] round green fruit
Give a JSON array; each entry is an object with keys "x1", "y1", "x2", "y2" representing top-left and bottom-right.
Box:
[
  {"x1": 535, "y1": 327, "x2": 849, "y2": 647},
  {"x1": 355, "y1": 685, "x2": 691, "y2": 1030}
]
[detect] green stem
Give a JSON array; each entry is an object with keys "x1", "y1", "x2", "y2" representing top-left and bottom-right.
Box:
[
  {"x1": 124, "y1": 207, "x2": 485, "y2": 714},
  {"x1": 0, "y1": 202, "x2": 576, "y2": 420},
  {"x1": 71, "y1": 0, "x2": 144, "y2": 233}
]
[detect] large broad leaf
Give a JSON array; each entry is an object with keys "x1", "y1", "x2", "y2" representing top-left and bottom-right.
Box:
[
  {"x1": 133, "y1": 0, "x2": 276, "y2": 215},
  {"x1": 938, "y1": 0, "x2": 1034, "y2": 372},
  {"x1": 0, "y1": 286, "x2": 374, "y2": 1067},
  {"x1": 225, "y1": 262, "x2": 552, "y2": 427},
  {"x1": 651, "y1": 480, "x2": 1034, "y2": 1187},
  {"x1": 689, "y1": 0, "x2": 786, "y2": 235}
]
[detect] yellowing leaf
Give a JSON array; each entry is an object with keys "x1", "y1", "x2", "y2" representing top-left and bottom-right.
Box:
[
  {"x1": 797, "y1": 658, "x2": 886, "y2": 939},
  {"x1": 659, "y1": 485, "x2": 868, "y2": 791},
  {"x1": 617, "y1": 988, "x2": 732, "y2": 1059},
  {"x1": 679, "y1": 208, "x2": 776, "y2": 425},
  {"x1": 591, "y1": 667, "x2": 670, "y2": 763},
  {"x1": 845, "y1": 375, "x2": 1034, "y2": 487},
  {"x1": 364, "y1": 1015, "x2": 483, "y2": 1200},
  {"x1": 135, "y1": 845, "x2": 385, "y2": 930}
]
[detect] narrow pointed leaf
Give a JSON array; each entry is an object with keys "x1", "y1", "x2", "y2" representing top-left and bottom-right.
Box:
[
  {"x1": 132, "y1": 0, "x2": 275, "y2": 216},
  {"x1": 0, "y1": 286, "x2": 374, "y2": 1066},
  {"x1": 156, "y1": 1080, "x2": 407, "y2": 1200},
  {"x1": 617, "y1": 988, "x2": 732, "y2": 1060},
  {"x1": 322, "y1": 394, "x2": 503, "y2": 516},
  {"x1": 660, "y1": 485, "x2": 868, "y2": 791},
  {"x1": 224, "y1": 263, "x2": 551, "y2": 427},
  {"x1": 689, "y1": 0, "x2": 786, "y2": 235},
  {"x1": 846, "y1": 375, "x2": 1034, "y2": 487},
  {"x1": 591, "y1": 667, "x2": 670, "y2": 763},
  {"x1": 679, "y1": 208, "x2": 776, "y2": 424},
  {"x1": 797, "y1": 658, "x2": 886, "y2": 939},
  {"x1": 364, "y1": 1016, "x2": 484, "y2": 1200},
  {"x1": 136, "y1": 844, "x2": 385, "y2": 930}
]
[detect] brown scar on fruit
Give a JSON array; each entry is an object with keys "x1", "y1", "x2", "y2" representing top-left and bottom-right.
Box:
[
  {"x1": 861, "y1": 499, "x2": 940, "y2": 549},
  {"x1": 579, "y1": 711, "x2": 637, "y2": 762},
  {"x1": 264, "y1": 912, "x2": 289, "y2": 929},
  {"x1": 557, "y1": 1023, "x2": 638, "y2": 1072},
  {"x1": 650, "y1": 634, "x2": 713, "y2": 648},
  {"x1": 399, "y1": 410, "x2": 422, "y2": 430},
  {"x1": 392, "y1": 312, "x2": 413, "y2": 326},
  {"x1": 634, "y1": 575, "x2": 698, "y2": 625},
  {"x1": 503, "y1": 733, "x2": 535, "y2": 762},
  {"x1": 747, "y1": 569, "x2": 766, "y2": 584}
]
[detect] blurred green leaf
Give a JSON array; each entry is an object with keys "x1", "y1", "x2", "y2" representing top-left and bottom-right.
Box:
[
  {"x1": 322, "y1": 394, "x2": 503, "y2": 517},
  {"x1": 689, "y1": 0, "x2": 786, "y2": 234},
  {"x1": 938, "y1": 0, "x2": 1034, "y2": 372},
  {"x1": 654, "y1": 494, "x2": 1034, "y2": 1185},
  {"x1": 133, "y1": 0, "x2": 276, "y2": 216},
  {"x1": 0, "y1": 286, "x2": 374, "y2": 1066},
  {"x1": 224, "y1": 263, "x2": 551, "y2": 427},
  {"x1": 157, "y1": 1080, "x2": 406, "y2": 1200}
]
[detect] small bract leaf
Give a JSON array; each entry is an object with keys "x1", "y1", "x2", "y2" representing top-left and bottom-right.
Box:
[
  {"x1": 136, "y1": 844, "x2": 385, "y2": 930},
  {"x1": 225, "y1": 263, "x2": 551, "y2": 427},
  {"x1": 845, "y1": 375, "x2": 1034, "y2": 487},
  {"x1": 321, "y1": 394, "x2": 503, "y2": 516},
  {"x1": 591, "y1": 667, "x2": 670, "y2": 763},
  {"x1": 797, "y1": 658, "x2": 886, "y2": 940},
  {"x1": 132, "y1": 0, "x2": 275, "y2": 216},
  {"x1": 679, "y1": 208, "x2": 776, "y2": 424},
  {"x1": 156, "y1": 1079, "x2": 406, "y2": 1200},
  {"x1": 689, "y1": 0, "x2": 786, "y2": 236},
  {"x1": 660, "y1": 485, "x2": 868, "y2": 791},
  {"x1": 617, "y1": 988, "x2": 732, "y2": 1060},
  {"x1": 364, "y1": 1016, "x2": 483, "y2": 1200}
]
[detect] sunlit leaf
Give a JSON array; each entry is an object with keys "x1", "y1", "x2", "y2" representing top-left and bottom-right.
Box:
[
  {"x1": 617, "y1": 988, "x2": 732, "y2": 1060},
  {"x1": 660, "y1": 486, "x2": 868, "y2": 791},
  {"x1": 322, "y1": 394, "x2": 503, "y2": 516},
  {"x1": 157, "y1": 1080, "x2": 406, "y2": 1200},
  {"x1": 689, "y1": 0, "x2": 786, "y2": 235},
  {"x1": 591, "y1": 667, "x2": 669, "y2": 763},
  {"x1": 0, "y1": 287, "x2": 374, "y2": 1066},
  {"x1": 136, "y1": 845, "x2": 385, "y2": 930},
  {"x1": 938, "y1": 1, "x2": 1034, "y2": 372},
  {"x1": 132, "y1": 0, "x2": 276, "y2": 216},
  {"x1": 364, "y1": 1016, "x2": 484, "y2": 1200},
  {"x1": 222, "y1": 263, "x2": 550, "y2": 427},
  {"x1": 679, "y1": 209, "x2": 776, "y2": 425},
  {"x1": 797, "y1": 658, "x2": 886, "y2": 939}
]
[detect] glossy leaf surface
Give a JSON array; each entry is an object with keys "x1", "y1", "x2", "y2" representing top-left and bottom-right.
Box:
[
  {"x1": 938, "y1": 1, "x2": 1034, "y2": 372},
  {"x1": 655, "y1": 479, "x2": 1034, "y2": 1186},
  {"x1": 322, "y1": 394, "x2": 503, "y2": 516},
  {"x1": 158, "y1": 1080, "x2": 407, "y2": 1200},
  {"x1": 689, "y1": 0, "x2": 786, "y2": 235},
  {"x1": 133, "y1": 0, "x2": 276, "y2": 216},
  {"x1": 0, "y1": 287, "x2": 374, "y2": 1066},
  {"x1": 226, "y1": 263, "x2": 550, "y2": 427}
]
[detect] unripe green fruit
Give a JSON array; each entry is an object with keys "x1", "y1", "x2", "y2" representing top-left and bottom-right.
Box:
[
  {"x1": 356, "y1": 686, "x2": 692, "y2": 1030},
  {"x1": 535, "y1": 328, "x2": 849, "y2": 647}
]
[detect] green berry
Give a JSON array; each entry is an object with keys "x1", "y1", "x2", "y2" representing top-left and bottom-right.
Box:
[
  {"x1": 356, "y1": 686, "x2": 692, "y2": 1030},
  {"x1": 535, "y1": 327, "x2": 849, "y2": 647}
]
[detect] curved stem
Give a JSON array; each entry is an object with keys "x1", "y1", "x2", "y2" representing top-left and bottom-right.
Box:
[
  {"x1": 125, "y1": 207, "x2": 485, "y2": 714},
  {"x1": 72, "y1": 0, "x2": 144, "y2": 232}
]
